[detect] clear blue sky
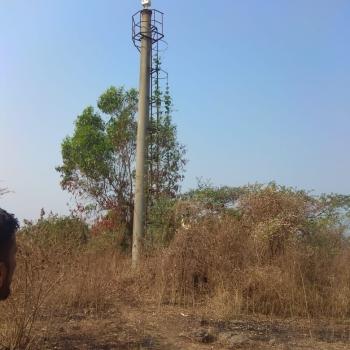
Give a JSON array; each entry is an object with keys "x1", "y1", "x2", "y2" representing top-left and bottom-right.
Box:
[{"x1": 1, "y1": 0, "x2": 349, "y2": 222}]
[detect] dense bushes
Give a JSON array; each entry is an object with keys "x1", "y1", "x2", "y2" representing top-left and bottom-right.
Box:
[
  {"x1": 158, "y1": 184, "x2": 350, "y2": 318},
  {"x1": 20, "y1": 213, "x2": 90, "y2": 251}
]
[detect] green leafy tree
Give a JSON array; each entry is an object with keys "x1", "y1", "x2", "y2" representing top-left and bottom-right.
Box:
[{"x1": 56, "y1": 85, "x2": 186, "y2": 242}]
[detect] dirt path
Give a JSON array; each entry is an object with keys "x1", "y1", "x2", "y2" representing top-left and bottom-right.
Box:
[{"x1": 39, "y1": 303, "x2": 350, "y2": 349}]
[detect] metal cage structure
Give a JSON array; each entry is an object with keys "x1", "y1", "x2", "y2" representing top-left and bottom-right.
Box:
[
  {"x1": 132, "y1": 7, "x2": 170, "y2": 212},
  {"x1": 132, "y1": 8, "x2": 168, "y2": 126},
  {"x1": 132, "y1": 9, "x2": 164, "y2": 51}
]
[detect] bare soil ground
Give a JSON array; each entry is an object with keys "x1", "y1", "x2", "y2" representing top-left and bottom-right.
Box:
[{"x1": 38, "y1": 302, "x2": 350, "y2": 350}]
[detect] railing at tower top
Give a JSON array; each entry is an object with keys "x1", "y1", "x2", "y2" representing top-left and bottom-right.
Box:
[{"x1": 132, "y1": 9, "x2": 164, "y2": 51}]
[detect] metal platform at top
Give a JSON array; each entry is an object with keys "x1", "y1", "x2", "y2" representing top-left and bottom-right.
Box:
[{"x1": 132, "y1": 9, "x2": 164, "y2": 51}]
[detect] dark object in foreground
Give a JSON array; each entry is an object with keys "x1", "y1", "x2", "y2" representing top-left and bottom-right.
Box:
[{"x1": 0, "y1": 208, "x2": 18, "y2": 300}]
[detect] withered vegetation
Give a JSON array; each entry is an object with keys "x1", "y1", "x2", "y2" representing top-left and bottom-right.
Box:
[{"x1": 1, "y1": 184, "x2": 350, "y2": 349}]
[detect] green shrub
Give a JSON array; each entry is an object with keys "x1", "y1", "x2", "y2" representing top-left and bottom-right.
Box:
[
  {"x1": 146, "y1": 196, "x2": 177, "y2": 248},
  {"x1": 20, "y1": 214, "x2": 90, "y2": 251}
]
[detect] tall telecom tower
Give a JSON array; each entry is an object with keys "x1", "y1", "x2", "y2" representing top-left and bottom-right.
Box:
[{"x1": 131, "y1": 0, "x2": 165, "y2": 267}]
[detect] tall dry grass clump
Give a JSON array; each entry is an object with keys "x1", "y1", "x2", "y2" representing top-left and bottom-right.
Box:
[
  {"x1": 0, "y1": 215, "x2": 130, "y2": 349},
  {"x1": 0, "y1": 212, "x2": 158, "y2": 349},
  {"x1": 0, "y1": 239, "x2": 59, "y2": 349},
  {"x1": 158, "y1": 185, "x2": 350, "y2": 319}
]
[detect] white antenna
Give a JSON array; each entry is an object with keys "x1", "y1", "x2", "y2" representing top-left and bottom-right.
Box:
[{"x1": 141, "y1": 0, "x2": 151, "y2": 9}]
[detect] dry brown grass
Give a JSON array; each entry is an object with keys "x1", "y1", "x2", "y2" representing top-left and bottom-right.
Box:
[
  {"x1": 0, "y1": 240, "x2": 58, "y2": 349},
  {"x1": 1, "y1": 186, "x2": 350, "y2": 348},
  {"x1": 157, "y1": 187, "x2": 350, "y2": 319},
  {"x1": 0, "y1": 234, "x2": 156, "y2": 349}
]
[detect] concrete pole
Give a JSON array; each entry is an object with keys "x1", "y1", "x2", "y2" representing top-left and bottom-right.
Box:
[{"x1": 132, "y1": 9, "x2": 152, "y2": 268}]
